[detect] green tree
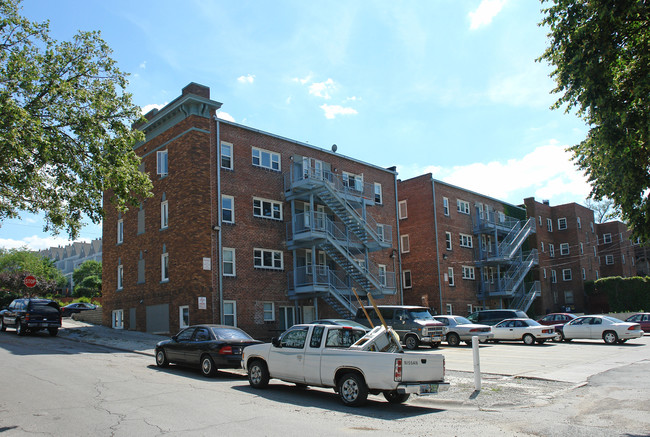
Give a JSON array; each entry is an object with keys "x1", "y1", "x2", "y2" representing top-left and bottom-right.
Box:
[
  {"x1": 538, "y1": 0, "x2": 650, "y2": 241},
  {"x1": 0, "y1": 0, "x2": 152, "y2": 239},
  {"x1": 0, "y1": 247, "x2": 66, "y2": 295},
  {"x1": 72, "y1": 260, "x2": 102, "y2": 297}
]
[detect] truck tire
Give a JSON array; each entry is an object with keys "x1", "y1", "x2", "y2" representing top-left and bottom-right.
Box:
[
  {"x1": 248, "y1": 359, "x2": 270, "y2": 389},
  {"x1": 338, "y1": 372, "x2": 368, "y2": 407},
  {"x1": 16, "y1": 320, "x2": 26, "y2": 336},
  {"x1": 383, "y1": 391, "x2": 410, "y2": 404},
  {"x1": 404, "y1": 335, "x2": 419, "y2": 350}
]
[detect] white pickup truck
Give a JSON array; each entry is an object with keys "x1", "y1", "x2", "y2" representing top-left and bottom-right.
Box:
[{"x1": 242, "y1": 323, "x2": 449, "y2": 406}]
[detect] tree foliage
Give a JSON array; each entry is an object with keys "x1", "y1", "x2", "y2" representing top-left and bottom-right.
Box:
[
  {"x1": 72, "y1": 259, "x2": 101, "y2": 297},
  {"x1": 538, "y1": 0, "x2": 650, "y2": 241},
  {"x1": 0, "y1": 247, "x2": 66, "y2": 296},
  {"x1": 0, "y1": 0, "x2": 152, "y2": 239}
]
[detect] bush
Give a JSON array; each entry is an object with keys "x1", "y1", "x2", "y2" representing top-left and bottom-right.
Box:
[
  {"x1": 73, "y1": 275, "x2": 102, "y2": 298},
  {"x1": 0, "y1": 289, "x2": 21, "y2": 308},
  {"x1": 587, "y1": 276, "x2": 650, "y2": 312}
]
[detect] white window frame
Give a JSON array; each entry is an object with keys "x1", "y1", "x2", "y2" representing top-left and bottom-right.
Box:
[
  {"x1": 222, "y1": 247, "x2": 236, "y2": 276},
  {"x1": 564, "y1": 290, "x2": 574, "y2": 305},
  {"x1": 117, "y1": 264, "x2": 123, "y2": 290},
  {"x1": 112, "y1": 309, "x2": 124, "y2": 330},
  {"x1": 221, "y1": 141, "x2": 233, "y2": 170},
  {"x1": 263, "y1": 302, "x2": 275, "y2": 322},
  {"x1": 446, "y1": 304, "x2": 453, "y2": 315},
  {"x1": 253, "y1": 198, "x2": 282, "y2": 221},
  {"x1": 254, "y1": 248, "x2": 283, "y2": 270},
  {"x1": 577, "y1": 217, "x2": 582, "y2": 229},
  {"x1": 560, "y1": 243, "x2": 570, "y2": 256},
  {"x1": 157, "y1": 150, "x2": 168, "y2": 176},
  {"x1": 448, "y1": 267, "x2": 455, "y2": 286},
  {"x1": 547, "y1": 218, "x2": 553, "y2": 232},
  {"x1": 538, "y1": 216, "x2": 542, "y2": 227},
  {"x1": 457, "y1": 199, "x2": 470, "y2": 215},
  {"x1": 160, "y1": 200, "x2": 169, "y2": 230},
  {"x1": 462, "y1": 265, "x2": 475, "y2": 280},
  {"x1": 117, "y1": 219, "x2": 123, "y2": 244},
  {"x1": 374, "y1": 183, "x2": 382, "y2": 205},
  {"x1": 459, "y1": 233, "x2": 473, "y2": 248},
  {"x1": 252, "y1": 147, "x2": 280, "y2": 171},
  {"x1": 562, "y1": 269, "x2": 572, "y2": 281},
  {"x1": 605, "y1": 254, "x2": 614, "y2": 265},
  {"x1": 161, "y1": 252, "x2": 169, "y2": 282},
  {"x1": 179, "y1": 305, "x2": 190, "y2": 329},
  {"x1": 551, "y1": 270, "x2": 557, "y2": 283},
  {"x1": 580, "y1": 242, "x2": 584, "y2": 254},
  {"x1": 398, "y1": 200, "x2": 408, "y2": 219},
  {"x1": 222, "y1": 195, "x2": 234, "y2": 224},
  {"x1": 541, "y1": 241, "x2": 545, "y2": 253},
  {"x1": 402, "y1": 270, "x2": 412, "y2": 289},
  {"x1": 582, "y1": 268, "x2": 586, "y2": 280},
  {"x1": 378, "y1": 264, "x2": 387, "y2": 286},
  {"x1": 549, "y1": 243, "x2": 555, "y2": 258},
  {"x1": 342, "y1": 171, "x2": 363, "y2": 191},
  {"x1": 558, "y1": 217, "x2": 567, "y2": 230},
  {"x1": 603, "y1": 233, "x2": 612, "y2": 244},
  {"x1": 445, "y1": 232, "x2": 452, "y2": 250},
  {"x1": 443, "y1": 197, "x2": 449, "y2": 216},
  {"x1": 401, "y1": 234, "x2": 410, "y2": 253},
  {"x1": 223, "y1": 300, "x2": 237, "y2": 326}
]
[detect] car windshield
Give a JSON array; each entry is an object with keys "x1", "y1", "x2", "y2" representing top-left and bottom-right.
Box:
[
  {"x1": 604, "y1": 316, "x2": 624, "y2": 323},
  {"x1": 453, "y1": 317, "x2": 472, "y2": 325},
  {"x1": 409, "y1": 309, "x2": 434, "y2": 321},
  {"x1": 211, "y1": 327, "x2": 252, "y2": 340}
]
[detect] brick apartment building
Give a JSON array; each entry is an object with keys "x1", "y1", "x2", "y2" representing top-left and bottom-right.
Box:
[
  {"x1": 397, "y1": 175, "x2": 538, "y2": 316},
  {"x1": 595, "y1": 220, "x2": 637, "y2": 278},
  {"x1": 102, "y1": 83, "x2": 400, "y2": 337}
]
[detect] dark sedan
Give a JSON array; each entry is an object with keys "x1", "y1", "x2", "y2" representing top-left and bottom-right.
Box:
[
  {"x1": 625, "y1": 313, "x2": 650, "y2": 333},
  {"x1": 155, "y1": 325, "x2": 262, "y2": 377},
  {"x1": 61, "y1": 302, "x2": 97, "y2": 317}
]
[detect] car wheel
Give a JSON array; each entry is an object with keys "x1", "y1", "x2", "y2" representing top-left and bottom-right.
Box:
[
  {"x1": 404, "y1": 335, "x2": 419, "y2": 350},
  {"x1": 48, "y1": 328, "x2": 58, "y2": 336},
  {"x1": 16, "y1": 320, "x2": 26, "y2": 336},
  {"x1": 383, "y1": 390, "x2": 410, "y2": 404},
  {"x1": 553, "y1": 331, "x2": 564, "y2": 342},
  {"x1": 338, "y1": 372, "x2": 368, "y2": 407},
  {"x1": 200, "y1": 354, "x2": 216, "y2": 377},
  {"x1": 294, "y1": 383, "x2": 309, "y2": 389},
  {"x1": 523, "y1": 334, "x2": 535, "y2": 345},
  {"x1": 248, "y1": 359, "x2": 270, "y2": 389},
  {"x1": 155, "y1": 349, "x2": 169, "y2": 368},
  {"x1": 536, "y1": 339, "x2": 545, "y2": 345},
  {"x1": 603, "y1": 331, "x2": 618, "y2": 345},
  {"x1": 446, "y1": 332, "x2": 461, "y2": 347},
  {"x1": 0, "y1": 318, "x2": 6, "y2": 332}
]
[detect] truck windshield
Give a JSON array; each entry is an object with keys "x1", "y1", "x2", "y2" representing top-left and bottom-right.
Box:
[{"x1": 409, "y1": 310, "x2": 435, "y2": 321}]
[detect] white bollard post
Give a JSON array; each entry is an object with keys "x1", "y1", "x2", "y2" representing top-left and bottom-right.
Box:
[{"x1": 472, "y1": 336, "x2": 481, "y2": 391}]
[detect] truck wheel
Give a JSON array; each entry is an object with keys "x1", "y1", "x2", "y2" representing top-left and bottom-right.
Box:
[
  {"x1": 523, "y1": 334, "x2": 535, "y2": 345},
  {"x1": 446, "y1": 332, "x2": 461, "y2": 347},
  {"x1": 430, "y1": 342, "x2": 440, "y2": 349},
  {"x1": 404, "y1": 335, "x2": 419, "y2": 350},
  {"x1": 248, "y1": 360, "x2": 270, "y2": 389},
  {"x1": 200, "y1": 355, "x2": 216, "y2": 377},
  {"x1": 383, "y1": 391, "x2": 410, "y2": 404},
  {"x1": 16, "y1": 320, "x2": 26, "y2": 336},
  {"x1": 48, "y1": 328, "x2": 58, "y2": 337},
  {"x1": 603, "y1": 331, "x2": 618, "y2": 345},
  {"x1": 338, "y1": 372, "x2": 368, "y2": 407}
]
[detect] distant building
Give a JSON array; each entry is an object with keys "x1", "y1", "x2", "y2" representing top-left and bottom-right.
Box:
[
  {"x1": 39, "y1": 239, "x2": 103, "y2": 294},
  {"x1": 595, "y1": 220, "x2": 637, "y2": 278}
]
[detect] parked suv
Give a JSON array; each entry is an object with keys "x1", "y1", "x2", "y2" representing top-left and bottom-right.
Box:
[
  {"x1": 0, "y1": 298, "x2": 62, "y2": 336},
  {"x1": 354, "y1": 305, "x2": 445, "y2": 349},
  {"x1": 467, "y1": 309, "x2": 528, "y2": 326}
]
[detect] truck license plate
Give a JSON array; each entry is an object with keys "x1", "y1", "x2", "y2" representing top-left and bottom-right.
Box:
[{"x1": 420, "y1": 384, "x2": 439, "y2": 394}]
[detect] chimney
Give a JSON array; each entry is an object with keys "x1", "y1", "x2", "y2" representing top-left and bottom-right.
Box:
[
  {"x1": 543, "y1": 200, "x2": 550, "y2": 206},
  {"x1": 182, "y1": 82, "x2": 210, "y2": 99}
]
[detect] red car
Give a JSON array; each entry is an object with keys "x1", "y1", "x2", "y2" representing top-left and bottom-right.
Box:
[
  {"x1": 625, "y1": 313, "x2": 650, "y2": 333},
  {"x1": 537, "y1": 313, "x2": 578, "y2": 341}
]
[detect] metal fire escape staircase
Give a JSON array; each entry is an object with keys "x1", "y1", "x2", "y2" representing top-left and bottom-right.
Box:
[{"x1": 285, "y1": 169, "x2": 395, "y2": 317}]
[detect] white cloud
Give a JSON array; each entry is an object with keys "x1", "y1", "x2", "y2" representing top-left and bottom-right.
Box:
[
  {"x1": 0, "y1": 235, "x2": 90, "y2": 251},
  {"x1": 237, "y1": 74, "x2": 255, "y2": 84},
  {"x1": 309, "y1": 79, "x2": 336, "y2": 99},
  {"x1": 216, "y1": 111, "x2": 235, "y2": 122},
  {"x1": 469, "y1": 0, "x2": 508, "y2": 30},
  {"x1": 320, "y1": 104, "x2": 358, "y2": 119},
  {"x1": 292, "y1": 73, "x2": 313, "y2": 85},
  {"x1": 141, "y1": 103, "x2": 166, "y2": 115},
  {"x1": 139, "y1": 61, "x2": 147, "y2": 69},
  {"x1": 398, "y1": 143, "x2": 591, "y2": 206}
]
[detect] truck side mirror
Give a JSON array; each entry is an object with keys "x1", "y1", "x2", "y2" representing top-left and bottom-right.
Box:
[{"x1": 271, "y1": 337, "x2": 281, "y2": 348}]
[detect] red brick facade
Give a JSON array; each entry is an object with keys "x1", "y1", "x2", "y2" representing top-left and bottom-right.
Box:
[{"x1": 595, "y1": 221, "x2": 636, "y2": 278}]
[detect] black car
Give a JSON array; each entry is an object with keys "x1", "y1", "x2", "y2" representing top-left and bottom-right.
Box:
[
  {"x1": 155, "y1": 324, "x2": 262, "y2": 377},
  {"x1": 61, "y1": 302, "x2": 97, "y2": 317},
  {"x1": 0, "y1": 298, "x2": 61, "y2": 336}
]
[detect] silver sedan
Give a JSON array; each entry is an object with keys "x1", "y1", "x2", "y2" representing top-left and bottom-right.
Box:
[
  {"x1": 562, "y1": 315, "x2": 644, "y2": 344},
  {"x1": 433, "y1": 315, "x2": 493, "y2": 346}
]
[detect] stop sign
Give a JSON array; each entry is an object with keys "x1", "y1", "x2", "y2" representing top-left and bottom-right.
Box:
[{"x1": 24, "y1": 275, "x2": 37, "y2": 288}]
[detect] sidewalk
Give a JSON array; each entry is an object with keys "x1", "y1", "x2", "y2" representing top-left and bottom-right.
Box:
[{"x1": 59, "y1": 319, "x2": 164, "y2": 356}]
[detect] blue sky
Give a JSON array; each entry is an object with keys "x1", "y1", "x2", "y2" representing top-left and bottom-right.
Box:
[{"x1": 1, "y1": 0, "x2": 591, "y2": 250}]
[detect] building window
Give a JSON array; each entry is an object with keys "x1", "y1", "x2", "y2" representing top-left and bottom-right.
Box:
[
  {"x1": 253, "y1": 198, "x2": 282, "y2": 220},
  {"x1": 117, "y1": 264, "x2": 123, "y2": 290},
  {"x1": 112, "y1": 309, "x2": 124, "y2": 330},
  {"x1": 580, "y1": 242, "x2": 584, "y2": 254},
  {"x1": 374, "y1": 183, "x2": 382, "y2": 204},
  {"x1": 342, "y1": 172, "x2": 363, "y2": 192},
  {"x1": 222, "y1": 195, "x2": 234, "y2": 223},
  {"x1": 137, "y1": 255, "x2": 145, "y2": 284},
  {"x1": 157, "y1": 150, "x2": 168, "y2": 176},
  {"x1": 252, "y1": 147, "x2": 280, "y2": 171},
  {"x1": 562, "y1": 269, "x2": 572, "y2": 281},
  {"x1": 558, "y1": 217, "x2": 567, "y2": 230},
  {"x1": 279, "y1": 306, "x2": 295, "y2": 331},
  {"x1": 446, "y1": 304, "x2": 453, "y2": 315},
  {"x1": 179, "y1": 306, "x2": 190, "y2": 329},
  {"x1": 622, "y1": 254, "x2": 626, "y2": 264},
  {"x1": 605, "y1": 254, "x2": 614, "y2": 265},
  {"x1": 445, "y1": 232, "x2": 452, "y2": 250},
  {"x1": 448, "y1": 267, "x2": 455, "y2": 286},
  {"x1": 398, "y1": 200, "x2": 408, "y2": 219},
  {"x1": 547, "y1": 218, "x2": 553, "y2": 232},
  {"x1": 577, "y1": 217, "x2": 581, "y2": 229},
  {"x1": 137, "y1": 204, "x2": 145, "y2": 235},
  {"x1": 161, "y1": 252, "x2": 169, "y2": 282},
  {"x1": 117, "y1": 219, "x2": 123, "y2": 244},
  {"x1": 603, "y1": 233, "x2": 612, "y2": 244},
  {"x1": 401, "y1": 234, "x2": 410, "y2": 253},
  {"x1": 254, "y1": 248, "x2": 283, "y2": 270},
  {"x1": 541, "y1": 241, "x2": 545, "y2": 253},
  {"x1": 457, "y1": 199, "x2": 470, "y2": 215},
  {"x1": 462, "y1": 266, "x2": 475, "y2": 280},
  {"x1": 402, "y1": 270, "x2": 412, "y2": 288},
  {"x1": 443, "y1": 197, "x2": 449, "y2": 216},
  {"x1": 223, "y1": 301, "x2": 236, "y2": 326},
  {"x1": 160, "y1": 200, "x2": 169, "y2": 230},
  {"x1": 378, "y1": 264, "x2": 387, "y2": 286},
  {"x1": 263, "y1": 302, "x2": 275, "y2": 322},
  {"x1": 564, "y1": 290, "x2": 574, "y2": 305},
  {"x1": 538, "y1": 216, "x2": 542, "y2": 226},
  {"x1": 582, "y1": 268, "x2": 586, "y2": 280},
  {"x1": 560, "y1": 243, "x2": 569, "y2": 256},
  {"x1": 459, "y1": 233, "x2": 473, "y2": 248},
  {"x1": 551, "y1": 270, "x2": 557, "y2": 283},
  {"x1": 594, "y1": 246, "x2": 597, "y2": 257},
  {"x1": 590, "y1": 222, "x2": 594, "y2": 233},
  {"x1": 543, "y1": 268, "x2": 547, "y2": 279},
  {"x1": 223, "y1": 248, "x2": 235, "y2": 276},
  {"x1": 549, "y1": 244, "x2": 555, "y2": 258},
  {"x1": 221, "y1": 142, "x2": 233, "y2": 170}
]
